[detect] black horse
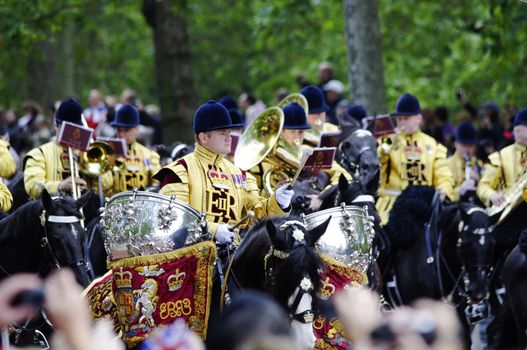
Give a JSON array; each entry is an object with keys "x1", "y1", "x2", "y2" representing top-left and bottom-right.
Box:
[
  {"x1": 0, "y1": 189, "x2": 94, "y2": 347},
  {"x1": 381, "y1": 186, "x2": 497, "y2": 342},
  {"x1": 337, "y1": 124, "x2": 379, "y2": 196},
  {"x1": 490, "y1": 228, "x2": 527, "y2": 348},
  {"x1": 211, "y1": 215, "x2": 330, "y2": 350},
  {"x1": 0, "y1": 189, "x2": 94, "y2": 286}
]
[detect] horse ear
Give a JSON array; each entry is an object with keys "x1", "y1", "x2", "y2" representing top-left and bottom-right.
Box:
[
  {"x1": 307, "y1": 216, "x2": 331, "y2": 247},
  {"x1": 75, "y1": 190, "x2": 93, "y2": 209},
  {"x1": 266, "y1": 219, "x2": 278, "y2": 244},
  {"x1": 338, "y1": 174, "x2": 349, "y2": 193},
  {"x1": 41, "y1": 189, "x2": 53, "y2": 211}
]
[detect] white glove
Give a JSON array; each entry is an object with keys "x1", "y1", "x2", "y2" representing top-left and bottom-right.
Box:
[
  {"x1": 275, "y1": 185, "x2": 294, "y2": 209},
  {"x1": 215, "y1": 224, "x2": 234, "y2": 244}
]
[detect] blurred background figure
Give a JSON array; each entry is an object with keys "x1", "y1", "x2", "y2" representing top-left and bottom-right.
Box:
[
  {"x1": 323, "y1": 79, "x2": 348, "y2": 126},
  {"x1": 83, "y1": 89, "x2": 108, "y2": 134},
  {"x1": 433, "y1": 106, "x2": 455, "y2": 151},
  {"x1": 334, "y1": 288, "x2": 464, "y2": 350},
  {"x1": 206, "y1": 291, "x2": 296, "y2": 350},
  {"x1": 274, "y1": 88, "x2": 289, "y2": 105},
  {"x1": 239, "y1": 91, "x2": 266, "y2": 127},
  {"x1": 118, "y1": 88, "x2": 163, "y2": 146},
  {"x1": 317, "y1": 61, "x2": 333, "y2": 87}
]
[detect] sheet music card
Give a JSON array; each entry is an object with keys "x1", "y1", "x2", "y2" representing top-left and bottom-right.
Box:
[{"x1": 58, "y1": 122, "x2": 93, "y2": 151}]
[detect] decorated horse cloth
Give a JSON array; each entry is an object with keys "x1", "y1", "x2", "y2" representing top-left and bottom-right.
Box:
[
  {"x1": 313, "y1": 254, "x2": 368, "y2": 350},
  {"x1": 83, "y1": 241, "x2": 216, "y2": 348}
]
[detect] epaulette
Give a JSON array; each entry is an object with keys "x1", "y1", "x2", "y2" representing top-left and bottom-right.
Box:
[
  {"x1": 153, "y1": 159, "x2": 189, "y2": 184},
  {"x1": 487, "y1": 152, "x2": 502, "y2": 167},
  {"x1": 435, "y1": 143, "x2": 448, "y2": 159}
]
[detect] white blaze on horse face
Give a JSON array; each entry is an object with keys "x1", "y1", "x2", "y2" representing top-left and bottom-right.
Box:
[{"x1": 288, "y1": 286, "x2": 316, "y2": 350}]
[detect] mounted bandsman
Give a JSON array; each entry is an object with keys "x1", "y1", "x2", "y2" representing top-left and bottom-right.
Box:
[
  {"x1": 110, "y1": 104, "x2": 160, "y2": 195},
  {"x1": 154, "y1": 101, "x2": 293, "y2": 245},
  {"x1": 376, "y1": 93, "x2": 454, "y2": 224},
  {"x1": 23, "y1": 99, "x2": 113, "y2": 199}
]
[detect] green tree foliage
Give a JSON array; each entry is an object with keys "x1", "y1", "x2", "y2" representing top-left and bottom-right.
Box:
[
  {"x1": 0, "y1": 0, "x2": 155, "y2": 110},
  {"x1": 1, "y1": 0, "x2": 526, "y2": 123}
]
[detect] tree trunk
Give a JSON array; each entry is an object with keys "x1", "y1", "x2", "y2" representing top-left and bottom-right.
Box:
[
  {"x1": 343, "y1": 0, "x2": 386, "y2": 115},
  {"x1": 143, "y1": 0, "x2": 197, "y2": 143}
]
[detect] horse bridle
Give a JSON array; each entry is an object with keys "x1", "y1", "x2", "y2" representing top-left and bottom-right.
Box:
[
  {"x1": 39, "y1": 210, "x2": 94, "y2": 279},
  {"x1": 457, "y1": 219, "x2": 494, "y2": 301},
  {"x1": 263, "y1": 244, "x2": 317, "y2": 324}
]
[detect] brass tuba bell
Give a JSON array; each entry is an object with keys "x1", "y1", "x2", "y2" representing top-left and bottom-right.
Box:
[
  {"x1": 234, "y1": 105, "x2": 301, "y2": 196},
  {"x1": 80, "y1": 141, "x2": 115, "y2": 177}
]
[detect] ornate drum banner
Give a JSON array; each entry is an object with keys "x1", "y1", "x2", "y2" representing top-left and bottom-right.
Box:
[
  {"x1": 314, "y1": 254, "x2": 368, "y2": 350},
  {"x1": 84, "y1": 241, "x2": 216, "y2": 348}
]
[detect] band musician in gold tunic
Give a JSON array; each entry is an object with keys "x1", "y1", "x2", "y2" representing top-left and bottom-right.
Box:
[
  {"x1": 478, "y1": 108, "x2": 527, "y2": 209},
  {"x1": 376, "y1": 93, "x2": 454, "y2": 225},
  {"x1": 23, "y1": 99, "x2": 113, "y2": 200},
  {"x1": 110, "y1": 104, "x2": 160, "y2": 195},
  {"x1": 445, "y1": 122, "x2": 483, "y2": 202},
  {"x1": 248, "y1": 102, "x2": 351, "y2": 211},
  {"x1": 300, "y1": 85, "x2": 340, "y2": 147},
  {"x1": 0, "y1": 137, "x2": 16, "y2": 181},
  {"x1": 154, "y1": 101, "x2": 293, "y2": 244}
]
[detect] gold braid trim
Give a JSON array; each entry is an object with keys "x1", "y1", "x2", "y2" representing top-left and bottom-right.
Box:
[
  {"x1": 108, "y1": 241, "x2": 216, "y2": 268},
  {"x1": 319, "y1": 253, "x2": 368, "y2": 286}
]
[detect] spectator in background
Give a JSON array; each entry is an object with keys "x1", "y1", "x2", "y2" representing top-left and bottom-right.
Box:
[
  {"x1": 275, "y1": 88, "x2": 289, "y2": 104},
  {"x1": 323, "y1": 79, "x2": 348, "y2": 126},
  {"x1": 239, "y1": 92, "x2": 266, "y2": 127},
  {"x1": 1, "y1": 109, "x2": 22, "y2": 153},
  {"x1": 105, "y1": 94, "x2": 118, "y2": 125},
  {"x1": 83, "y1": 89, "x2": 108, "y2": 133},
  {"x1": 477, "y1": 102, "x2": 504, "y2": 158},
  {"x1": 206, "y1": 291, "x2": 295, "y2": 350},
  {"x1": 434, "y1": 107, "x2": 455, "y2": 151},
  {"x1": 334, "y1": 288, "x2": 464, "y2": 350},
  {"x1": 317, "y1": 61, "x2": 333, "y2": 87},
  {"x1": 421, "y1": 108, "x2": 442, "y2": 143},
  {"x1": 17, "y1": 101, "x2": 42, "y2": 153},
  {"x1": 119, "y1": 88, "x2": 163, "y2": 146}
]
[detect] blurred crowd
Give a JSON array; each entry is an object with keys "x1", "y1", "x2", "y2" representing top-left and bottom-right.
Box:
[
  {"x1": 1, "y1": 62, "x2": 518, "y2": 169},
  {"x1": 0, "y1": 270, "x2": 464, "y2": 350}
]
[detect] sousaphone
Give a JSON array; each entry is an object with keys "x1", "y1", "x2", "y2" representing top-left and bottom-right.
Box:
[
  {"x1": 277, "y1": 92, "x2": 309, "y2": 116},
  {"x1": 234, "y1": 107, "x2": 299, "y2": 195}
]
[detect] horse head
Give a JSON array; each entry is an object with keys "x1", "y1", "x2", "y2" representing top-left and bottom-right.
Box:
[
  {"x1": 457, "y1": 204, "x2": 497, "y2": 306},
  {"x1": 264, "y1": 215, "x2": 331, "y2": 350},
  {"x1": 155, "y1": 142, "x2": 194, "y2": 166},
  {"x1": 338, "y1": 129, "x2": 379, "y2": 195},
  {"x1": 40, "y1": 189, "x2": 94, "y2": 287}
]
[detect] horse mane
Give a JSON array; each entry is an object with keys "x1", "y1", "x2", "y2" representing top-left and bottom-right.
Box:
[
  {"x1": 385, "y1": 186, "x2": 435, "y2": 249},
  {"x1": 0, "y1": 200, "x2": 43, "y2": 243}
]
